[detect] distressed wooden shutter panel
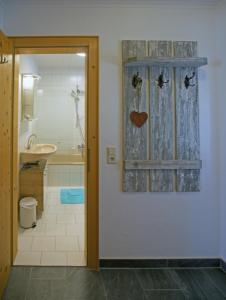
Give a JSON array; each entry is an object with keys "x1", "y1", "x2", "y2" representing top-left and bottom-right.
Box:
[
  {"x1": 122, "y1": 41, "x2": 148, "y2": 192},
  {"x1": 149, "y1": 41, "x2": 174, "y2": 192},
  {"x1": 174, "y1": 41, "x2": 200, "y2": 191},
  {"x1": 123, "y1": 40, "x2": 205, "y2": 192}
]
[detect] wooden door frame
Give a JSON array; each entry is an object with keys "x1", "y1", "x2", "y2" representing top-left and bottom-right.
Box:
[
  {"x1": 0, "y1": 30, "x2": 13, "y2": 297},
  {"x1": 10, "y1": 36, "x2": 99, "y2": 270}
]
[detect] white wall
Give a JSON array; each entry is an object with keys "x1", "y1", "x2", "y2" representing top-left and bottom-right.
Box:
[
  {"x1": 0, "y1": 0, "x2": 4, "y2": 30},
  {"x1": 216, "y1": 2, "x2": 226, "y2": 261},
  {"x1": 4, "y1": 2, "x2": 220, "y2": 258}
]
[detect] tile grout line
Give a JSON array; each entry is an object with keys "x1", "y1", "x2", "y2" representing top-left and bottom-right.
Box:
[
  {"x1": 202, "y1": 269, "x2": 226, "y2": 298},
  {"x1": 133, "y1": 268, "x2": 147, "y2": 292},
  {"x1": 99, "y1": 271, "x2": 110, "y2": 300},
  {"x1": 24, "y1": 267, "x2": 33, "y2": 300},
  {"x1": 143, "y1": 288, "x2": 185, "y2": 291},
  {"x1": 167, "y1": 268, "x2": 185, "y2": 291},
  {"x1": 168, "y1": 269, "x2": 189, "y2": 298},
  {"x1": 99, "y1": 266, "x2": 221, "y2": 270}
]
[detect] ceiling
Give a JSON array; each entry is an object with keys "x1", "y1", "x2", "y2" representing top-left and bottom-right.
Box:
[{"x1": 4, "y1": 0, "x2": 224, "y2": 6}]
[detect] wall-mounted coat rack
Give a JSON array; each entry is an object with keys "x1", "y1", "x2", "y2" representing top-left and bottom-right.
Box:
[{"x1": 122, "y1": 40, "x2": 208, "y2": 192}]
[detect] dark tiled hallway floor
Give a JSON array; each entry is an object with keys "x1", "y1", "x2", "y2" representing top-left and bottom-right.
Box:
[{"x1": 2, "y1": 267, "x2": 226, "y2": 300}]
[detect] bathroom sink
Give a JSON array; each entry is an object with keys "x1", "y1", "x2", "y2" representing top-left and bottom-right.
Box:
[{"x1": 20, "y1": 144, "x2": 57, "y2": 163}]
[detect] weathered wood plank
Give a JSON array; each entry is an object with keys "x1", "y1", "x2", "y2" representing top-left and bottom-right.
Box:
[
  {"x1": 125, "y1": 160, "x2": 202, "y2": 170},
  {"x1": 174, "y1": 41, "x2": 200, "y2": 191},
  {"x1": 149, "y1": 40, "x2": 173, "y2": 57},
  {"x1": 122, "y1": 40, "x2": 148, "y2": 192},
  {"x1": 173, "y1": 41, "x2": 198, "y2": 58},
  {"x1": 122, "y1": 40, "x2": 147, "y2": 63},
  {"x1": 124, "y1": 57, "x2": 207, "y2": 68},
  {"x1": 149, "y1": 41, "x2": 174, "y2": 192}
]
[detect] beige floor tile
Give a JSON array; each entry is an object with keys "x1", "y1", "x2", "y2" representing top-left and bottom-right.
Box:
[
  {"x1": 78, "y1": 236, "x2": 86, "y2": 251},
  {"x1": 46, "y1": 206, "x2": 64, "y2": 214},
  {"x1": 18, "y1": 226, "x2": 25, "y2": 235},
  {"x1": 63, "y1": 204, "x2": 85, "y2": 214},
  {"x1": 48, "y1": 191, "x2": 59, "y2": 198},
  {"x1": 56, "y1": 237, "x2": 79, "y2": 251},
  {"x1": 53, "y1": 210, "x2": 65, "y2": 216},
  {"x1": 78, "y1": 204, "x2": 85, "y2": 213},
  {"x1": 64, "y1": 205, "x2": 81, "y2": 213},
  {"x1": 47, "y1": 187, "x2": 60, "y2": 193},
  {"x1": 38, "y1": 214, "x2": 57, "y2": 224},
  {"x1": 20, "y1": 224, "x2": 46, "y2": 237},
  {"x1": 45, "y1": 192, "x2": 58, "y2": 201},
  {"x1": 18, "y1": 237, "x2": 33, "y2": 251},
  {"x1": 57, "y1": 214, "x2": 75, "y2": 224},
  {"x1": 75, "y1": 213, "x2": 85, "y2": 224},
  {"x1": 41, "y1": 252, "x2": 67, "y2": 266},
  {"x1": 45, "y1": 224, "x2": 66, "y2": 236},
  {"x1": 45, "y1": 198, "x2": 61, "y2": 207},
  {"x1": 67, "y1": 252, "x2": 86, "y2": 266},
  {"x1": 15, "y1": 186, "x2": 85, "y2": 266},
  {"x1": 14, "y1": 251, "x2": 41, "y2": 266},
  {"x1": 66, "y1": 224, "x2": 85, "y2": 236},
  {"x1": 32, "y1": 237, "x2": 55, "y2": 251}
]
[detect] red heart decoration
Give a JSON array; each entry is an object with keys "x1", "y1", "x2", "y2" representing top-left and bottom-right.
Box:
[{"x1": 130, "y1": 111, "x2": 148, "y2": 128}]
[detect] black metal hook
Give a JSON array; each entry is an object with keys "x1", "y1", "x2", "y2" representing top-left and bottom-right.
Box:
[
  {"x1": 184, "y1": 72, "x2": 196, "y2": 89},
  {"x1": 0, "y1": 54, "x2": 8, "y2": 64},
  {"x1": 157, "y1": 72, "x2": 169, "y2": 89},
  {"x1": 132, "y1": 72, "x2": 142, "y2": 89}
]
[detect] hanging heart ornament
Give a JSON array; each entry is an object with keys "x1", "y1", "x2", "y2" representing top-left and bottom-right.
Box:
[{"x1": 130, "y1": 111, "x2": 148, "y2": 128}]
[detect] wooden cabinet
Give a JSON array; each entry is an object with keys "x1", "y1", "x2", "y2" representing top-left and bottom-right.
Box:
[{"x1": 20, "y1": 160, "x2": 47, "y2": 214}]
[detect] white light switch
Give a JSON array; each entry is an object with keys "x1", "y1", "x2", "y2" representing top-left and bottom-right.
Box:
[{"x1": 106, "y1": 146, "x2": 117, "y2": 164}]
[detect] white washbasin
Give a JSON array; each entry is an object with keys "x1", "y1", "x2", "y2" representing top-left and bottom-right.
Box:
[{"x1": 20, "y1": 144, "x2": 57, "y2": 163}]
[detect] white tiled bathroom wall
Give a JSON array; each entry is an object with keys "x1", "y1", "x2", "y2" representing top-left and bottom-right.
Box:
[
  {"x1": 35, "y1": 71, "x2": 85, "y2": 152},
  {"x1": 37, "y1": 71, "x2": 85, "y2": 189}
]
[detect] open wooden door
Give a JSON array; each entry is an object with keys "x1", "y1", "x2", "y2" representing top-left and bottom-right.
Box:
[{"x1": 0, "y1": 30, "x2": 13, "y2": 297}]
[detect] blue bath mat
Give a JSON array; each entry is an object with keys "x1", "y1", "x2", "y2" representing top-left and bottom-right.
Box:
[{"x1": 60, "y1": 188, "x2": 84, "y2": 204}]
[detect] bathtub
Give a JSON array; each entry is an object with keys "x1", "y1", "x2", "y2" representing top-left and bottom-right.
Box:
[
  {"x1": 47, "y1": 150, "x2": 85, "y2": 186},
  {"x1": 47, "y1": 150, "x2": 85, "y2": 165}
]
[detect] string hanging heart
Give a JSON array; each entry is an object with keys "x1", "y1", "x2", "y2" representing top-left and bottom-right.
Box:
[
  {"x1": 130, "y1": 72, "x2": 148, "y2": 128},
  {"x1": 130, "y1": 111, "x2": 148, "y2": 128}
]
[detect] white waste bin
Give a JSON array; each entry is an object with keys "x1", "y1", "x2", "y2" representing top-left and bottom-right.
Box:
[{"x1": 20, "y1": 197, "x2": 38, "y2": 229}]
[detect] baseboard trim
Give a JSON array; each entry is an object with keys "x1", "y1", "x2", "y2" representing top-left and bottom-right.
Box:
[
  {"x1": 220, "y1": 259, "x2": 226, "y2": 273},
  {"x1": 100, "y1": 258, "x2": 220, "y2": 268}
]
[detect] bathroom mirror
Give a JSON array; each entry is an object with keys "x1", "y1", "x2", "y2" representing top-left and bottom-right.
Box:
[{"x1": 21, "y1": 74, "x2": 40, "y2": 121}]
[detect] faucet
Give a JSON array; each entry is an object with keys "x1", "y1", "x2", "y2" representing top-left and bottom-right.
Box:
[{"x1": 26, "y1": 134, "x2": 37, "y2": 150}]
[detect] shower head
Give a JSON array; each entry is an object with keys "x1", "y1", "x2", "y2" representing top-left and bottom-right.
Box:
[
  {"x1": 71, "y1": 89, "x2": 80, "y2": 101},
  {"x1": 76, "y1": 85, "x2": 81, "y2": 95},
  {"x1": 71, "y1": 84, "x2": 85, "y2": 101}
]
